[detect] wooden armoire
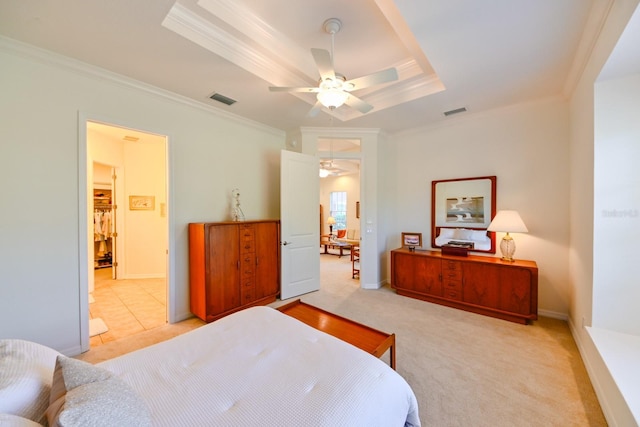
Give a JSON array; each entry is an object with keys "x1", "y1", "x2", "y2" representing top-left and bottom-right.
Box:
[{"x1": 188, "y1": 220, "x2": 280, "y2": 322}]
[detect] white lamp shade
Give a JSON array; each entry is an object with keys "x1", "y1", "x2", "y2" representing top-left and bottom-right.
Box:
[
  {"x1": 487, "y1": 210, "x2": 528, "y2": 233},
  {"x1": 327, "y1": 216, "x2": 336, "y2": 225},
  {"x1": 317, "y1": 89, "x2": 349, "y2": 109}
]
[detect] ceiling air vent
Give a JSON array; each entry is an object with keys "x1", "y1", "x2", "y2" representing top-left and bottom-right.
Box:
[
  {"x1": 209, "y1": 92, "x2": 237, "y2": 106},
  {"x1": 443, "y1": 107, "x2": 467, "y2": 117}
]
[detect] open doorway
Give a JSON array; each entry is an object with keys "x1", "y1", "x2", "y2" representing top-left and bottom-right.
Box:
[
  {"x1": 318, "y1": 138, "x2": 361, "y2": 284},
  {"x1": 86, "y1": 121, "x2": 169, "y2": 348}
]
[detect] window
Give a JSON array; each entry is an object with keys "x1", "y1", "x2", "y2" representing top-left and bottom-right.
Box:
[{"x1": 330, "y1": 191, "x2": 347, "y2": 230}]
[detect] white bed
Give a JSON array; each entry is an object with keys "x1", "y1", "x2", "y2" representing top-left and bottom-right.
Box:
[{"x1": 1, "y1": 306, "x2": 420, "y2": 426}]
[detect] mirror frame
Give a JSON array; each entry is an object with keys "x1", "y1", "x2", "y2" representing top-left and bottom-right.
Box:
[{"x1": 431, "y1": 176, "x2": 497, "y2": 254}]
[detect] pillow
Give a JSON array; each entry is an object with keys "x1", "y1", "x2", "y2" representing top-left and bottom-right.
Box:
[
  {"x1": 438, "y1": 228, "x2": 455, "y2": 238},
  {"x1": 47, "y1": 356, "x2": 151, "y2": 427},
  {"x1": 0, "y1": 413, "x2": 44, "y2": 426},
  {"x1": 336, "y1": 229, "x2": 346, "y2": 238},
  {"x1": 471, "y1": 230, "x2": 489, "y2": 242},
  {"x1": 453, "y1": 228, "x2": 474, "y2": 240},
  {"x1": 0, "y1": 339, "x2": 60, "y2": 424}
]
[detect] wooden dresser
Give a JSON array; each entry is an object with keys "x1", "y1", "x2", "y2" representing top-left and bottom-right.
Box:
[
  {"x1": 189, "y1": 220, "x2": 280, "y2": 322},
  {"x1": 390, "y1": 248, "x2": 538, "y2": 324}
]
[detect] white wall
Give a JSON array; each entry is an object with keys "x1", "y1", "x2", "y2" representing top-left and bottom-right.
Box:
[
  {"x1": 594, "y1": 72, "x2": 640, "y2": 335},
  {"x1": 123, "y1": 139, "x2": 168, "y2": 279},
  {"x1": 389, "y1": 98, "x2": 570, "y2": 317},
  {"x1": 0, "y1": 39, "x2": 284, "y2": 354}
]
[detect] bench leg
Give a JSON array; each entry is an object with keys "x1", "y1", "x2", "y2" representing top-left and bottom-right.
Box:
[{"x1": 390, "y1": 342, "x2": 396, "y2": 370}]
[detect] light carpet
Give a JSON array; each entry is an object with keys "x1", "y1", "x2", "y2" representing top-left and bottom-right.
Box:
[{"x1": 76, "y1": 250, "x2": 607, "y2": 426}]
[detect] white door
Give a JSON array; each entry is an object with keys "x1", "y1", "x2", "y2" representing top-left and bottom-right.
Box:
[{"x1": 280, "y1": 150, "x2": 320, "y2": 300}]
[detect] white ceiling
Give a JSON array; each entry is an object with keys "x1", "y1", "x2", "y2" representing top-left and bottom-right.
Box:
[{"x1": 0, "y1": 0, "x2": 611, "y2": 134}]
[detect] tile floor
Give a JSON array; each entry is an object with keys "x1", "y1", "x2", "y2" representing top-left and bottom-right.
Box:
[{"x1": 89, "y1": 267, "x2": 167, "y2": 347}]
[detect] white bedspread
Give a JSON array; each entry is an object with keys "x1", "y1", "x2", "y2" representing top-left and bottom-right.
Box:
[{"x1": 99, "y1": 306, "x2": 420, "y2": 426}]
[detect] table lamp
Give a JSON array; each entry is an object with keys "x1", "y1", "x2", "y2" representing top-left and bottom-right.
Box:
[
  {"x1": 487, "y1": 210, "x2": 528, "y2": 262},
  {"x1": 327, "y1": 216, "x2": 336, "y2": 238}
]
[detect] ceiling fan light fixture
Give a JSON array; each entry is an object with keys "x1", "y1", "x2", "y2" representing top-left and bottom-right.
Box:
[
  {"x1": 269, "y1": 17, "x2": 397, "y2": 115},
  {"x1": 317, "y1": 88, "x2": 349, "y2": 109}
]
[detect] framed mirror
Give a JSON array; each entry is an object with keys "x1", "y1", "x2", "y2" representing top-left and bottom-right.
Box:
[{"x1": 431, "y1": 176, "x2": 497, "y2": 253}]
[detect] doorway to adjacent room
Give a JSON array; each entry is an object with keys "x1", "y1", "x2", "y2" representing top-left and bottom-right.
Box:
[
  {"x1": 318, "y1": 137, "x2": 361, "y2": 283},
  {"x1": 85, "y1": 120, "x2": 169, "y2": 349}
]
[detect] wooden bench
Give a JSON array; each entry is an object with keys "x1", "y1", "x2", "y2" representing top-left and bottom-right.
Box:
[{"x1": 277, "y1": 299, "x2": 396, "y2": 369}]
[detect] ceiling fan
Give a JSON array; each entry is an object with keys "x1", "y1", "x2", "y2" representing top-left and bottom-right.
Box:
[
  {"x1": 319, "y1": 160, "x2": 340, "y2": 178},
  {"x1": 269, "y1": 18, "x2": 399, "y2": 116}
]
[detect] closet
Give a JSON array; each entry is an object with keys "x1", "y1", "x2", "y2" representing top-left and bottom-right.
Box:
[{"x1": 93, "y1": 188, "x2": 113, "y2": 269}]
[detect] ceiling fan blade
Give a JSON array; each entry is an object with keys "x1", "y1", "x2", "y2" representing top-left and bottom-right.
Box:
[
  {"x1": 344, "y1": 67, "x2": 398, "y2": 91},
  {"x1": 311, "y1": 48, "x2": 335, "y2": 81},
  {"x1": 269, "y1": 86, "x2": 319, "y2": 93},
  {"x1": 345, "y1": 93, "x2": 374, "y2": 114},
  {"x1": 307, "y1": 101, "x2": 323, "y2": 118}
]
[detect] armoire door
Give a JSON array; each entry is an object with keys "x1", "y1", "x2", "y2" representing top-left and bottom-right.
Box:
[
  {"x1": 254, "y1": 221, "x2": 280, "y2": 300},
  {"x1": 206, "y1": 224, "x2": 240, "y2": 316}
]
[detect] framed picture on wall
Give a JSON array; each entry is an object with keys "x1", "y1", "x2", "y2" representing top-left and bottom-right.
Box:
[{"x1": 129, "y1": 195, "x2": 155, "y2": 210}]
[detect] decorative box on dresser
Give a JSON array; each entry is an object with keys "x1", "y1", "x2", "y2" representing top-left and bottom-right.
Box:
[
  {"x1": 390, "y1": 248, "x2": 538, "y2": 324},
  {"x1": 189, "y1": 220, "x2": 280, "y2": 323}
]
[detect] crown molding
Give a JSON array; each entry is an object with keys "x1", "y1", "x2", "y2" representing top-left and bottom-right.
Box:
[
  {"x1": 162, "y1": 3, "x2": 312, "y2": 87},
  {"x1": 563, "y1": 0, "x2": 615, "y2": 97},
  {"x1": 197, "y1": 0, "x2": 317, "y2": 78},
  {"x1": 0, "y1": 36, "x2": 285, "y2": 138}
]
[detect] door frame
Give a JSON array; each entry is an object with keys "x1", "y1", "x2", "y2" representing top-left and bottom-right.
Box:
[{"x1": 78, "y1": 112, "x2": 173, "y2": 352}]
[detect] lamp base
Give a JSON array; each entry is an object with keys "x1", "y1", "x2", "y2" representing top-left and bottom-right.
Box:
[{"x1": 499, "y1": 233, "x2": 516, "y2": 262}]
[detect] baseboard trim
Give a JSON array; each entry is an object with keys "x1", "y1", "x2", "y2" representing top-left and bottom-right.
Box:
[{"x1": 538, "y1": 309, "x2": 568, "y2": 320}]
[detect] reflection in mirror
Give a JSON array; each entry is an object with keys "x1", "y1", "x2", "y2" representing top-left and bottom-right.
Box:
[{"x1": 431, "y1": 176, "x2": 497, "y2": 254}]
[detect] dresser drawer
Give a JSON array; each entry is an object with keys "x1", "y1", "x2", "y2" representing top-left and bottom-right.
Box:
[
  {"x1": 443, "y1": 279, "x2": 462, "y2": 293},
  {"x1": 241, "y1": 278, "x2": 255, "y2": 290},
  {"x1": 241, "y1": 240, "x2": 255, "y2": 253},
  {"x1": 240, "y1": 254, "x2": 255, "y2": 277},
  {"x1": 442, "y1": 260, "x2": 462, "y2": 272},
  {"x1": 442, "y1": 269, "x2": 462, "y2": 282},
  {"x1": 241, "y1": 288, "x2": 255, "y2": 304},
  {"x1": 240, "y1": 225, "x2": 255, "y2": 253}
]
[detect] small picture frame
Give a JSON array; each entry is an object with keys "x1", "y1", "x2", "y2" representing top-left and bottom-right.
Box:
[
  {"x1": 402, "y1": 232, "x2": 422, "y2": 249},
  {"x1": 129, "y1": 195, "x2": 155, "y2": 210}
]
